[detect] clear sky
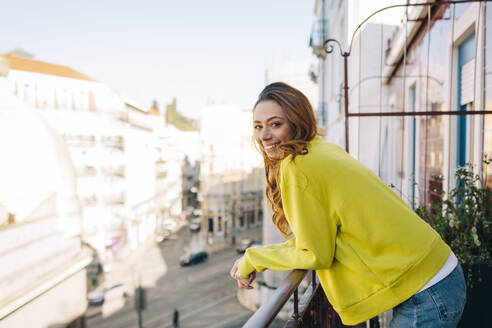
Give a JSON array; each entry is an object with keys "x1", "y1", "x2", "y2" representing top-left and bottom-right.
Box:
[{"x1": 2, "y1": 0, "x2": 316, "y2": 118}]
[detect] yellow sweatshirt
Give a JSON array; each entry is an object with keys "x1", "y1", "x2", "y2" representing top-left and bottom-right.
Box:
[{"x1": 238, "y1": 138, "x2": 450, "y2": 325}]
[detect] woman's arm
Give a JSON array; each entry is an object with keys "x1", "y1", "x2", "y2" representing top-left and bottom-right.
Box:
[{"x1": 238, "y1": 164, "x2": 338, "y2": 277}]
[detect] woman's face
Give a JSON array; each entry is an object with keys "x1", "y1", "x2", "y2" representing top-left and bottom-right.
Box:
[{"x1": 253, "y1": 100, "x2": 293, "y2": 160}]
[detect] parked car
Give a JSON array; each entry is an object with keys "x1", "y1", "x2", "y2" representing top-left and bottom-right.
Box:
[
  {"x1": 88, "y1": 282, "x2": 129, "y2": 306},
  {"x1": 189, "y1": 218, "x2": 201, "y2": 232},
  {"x1": 236, "y1": 239, "x2": 261, "y2": 254},
  {"x1": 179, "y1": 250, "x2": 208, "y2": 266}
]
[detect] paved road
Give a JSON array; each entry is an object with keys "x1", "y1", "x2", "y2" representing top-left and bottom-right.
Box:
[{"x1": 86, "y1": 228, "x2": 274, "y2": 328}]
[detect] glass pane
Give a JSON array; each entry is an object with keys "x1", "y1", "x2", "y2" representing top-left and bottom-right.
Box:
[
  {"x1": 485, "y1": 115, "x2": 492, "y2": 189},
  {"x1": 484, "y1": 3, "x2": 492, "y2": 189},
  {"x1": 418, "y1": 116, "x2": 445, "y2": 204}
]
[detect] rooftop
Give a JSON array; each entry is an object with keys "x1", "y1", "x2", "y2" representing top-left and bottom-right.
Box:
[{"x1": 1, "y1": 54, "x2": 94, "y2": 81}]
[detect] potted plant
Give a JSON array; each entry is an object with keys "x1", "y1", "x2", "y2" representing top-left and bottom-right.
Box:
[{"x1": 415, "y1": 159, "x2": 492, "y2": 327}]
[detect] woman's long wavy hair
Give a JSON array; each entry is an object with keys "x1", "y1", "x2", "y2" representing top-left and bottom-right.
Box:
[{"x1": 254, "y1": 82, "x2": 319, "y2": 237}]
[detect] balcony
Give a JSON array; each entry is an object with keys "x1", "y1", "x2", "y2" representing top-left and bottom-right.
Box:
[
  {"x1": 62, "y1": 134, "x2": 96, "y2": 147},
  {"x1": 102, "y1": 165, "x2": 125, "y2": 178},
  {"x1": 101, "y1": 135, "x2": 124, "y2": 151},
  {"x1": 243, "y1": 270, "x2": 364, "y2": 328},
  {"x1": 309, "y1": 19, "x2": 329, "y2": 60}
]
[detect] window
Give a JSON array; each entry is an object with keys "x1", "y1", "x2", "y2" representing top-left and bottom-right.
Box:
[
  {"x1": 62, "y1": 89, "x2": 68, "y2": 109},
  {"x1": 23, "y1": 84, "x2": 31, "y2": 103},
  {"x1": 457, "y1": 32, "x2": 475, "y2": 168},
  {"x1": 410, "y1": 85, "x2": 417, "y2": 208},
  {"x1": 88, "y1": 91, "x2": 96, "y2": 112},
  {"x1": 484, "y1": 2, "x2": 492, "y2": 190}
]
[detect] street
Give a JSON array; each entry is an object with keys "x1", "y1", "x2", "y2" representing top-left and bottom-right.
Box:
[{"x1": 86, "y1": 227, "x2": 263, "y2": 328}]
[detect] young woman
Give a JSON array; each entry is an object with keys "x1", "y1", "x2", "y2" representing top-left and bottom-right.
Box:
[{"x1": 230, "y1": 82, "x2": 466, "y2": 327}]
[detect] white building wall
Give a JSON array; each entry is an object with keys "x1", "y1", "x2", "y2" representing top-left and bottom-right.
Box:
[
  {"x1": 0, "y1": 83, "x2": 90, "y2": 327},
  {"x1": 154, "y1": 125, "x2": 200, "y2": 223},
  {"x1": 348, "y1": 23, "x2": 397, "y2": 173},
  {"x1": 313, "y1": 0, "x2": 404, "y2": 148},
  {"x1": 3, "y1": 65, "x2": 162, "y2": 265},
  {"x1": 265, "y1": 60, "x2": 319, "y2": 113},
  {"x1": 6, "y1": 69, "x2": 124, "y2": 115},
  {"x1": 40, "y1": 110, "x2": 128, "y2": 257},
  {"x1": 123, "y1": 110, "x2": 159, "y2": 250},
  {"x1": 125, "y1": 125, "x2": 156, "y2": 209}
]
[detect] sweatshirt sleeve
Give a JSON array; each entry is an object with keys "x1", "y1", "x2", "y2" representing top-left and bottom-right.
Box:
[{"x1": 237, "y1": 159, "x2": 338, "y2": 278}]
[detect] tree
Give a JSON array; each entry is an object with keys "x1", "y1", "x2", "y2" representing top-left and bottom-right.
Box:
[{"x1": 151, "y1": 100, "x2": 159, "y2": 112}]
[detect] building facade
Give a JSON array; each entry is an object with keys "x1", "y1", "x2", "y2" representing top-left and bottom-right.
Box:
[
  {"x1": 382, "y1": 1, "x2": 491, "y2": 204},
  {"x1": 310, "y1": 0, "x2": 403, "y2": 147},
  {"x1": 0, "y1": 75, "x2": 91, "y2": 328},
  {"x1": 199, "y1": 105, "x2": 264, "y2": 240},
  {"x1": 0, "y1": 54, "x2": 160, "y2": 268},
  {"x1": 153, "y1": 125, "x2": 200, "y2": 227},
  {"x1": 181, "y1": 156, "x2": 200, "y2": 220},
  {"x1": 311, "y1": 0, "x2": 491, "y2": 208}
]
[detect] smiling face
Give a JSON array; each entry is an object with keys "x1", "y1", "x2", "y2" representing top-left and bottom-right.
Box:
[{"x1": 253, "y1": 100, "x2": 294, "y2": 160}]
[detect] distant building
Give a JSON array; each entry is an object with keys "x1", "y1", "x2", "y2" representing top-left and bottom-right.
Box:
[
  {"x1": 199, "y1": 105, "x2": 263, "y2": 239},
  {"x1": 0, "y1": 54, "x2": 159, "y2": 267},
  {"x1": 0, "y1": 76, "x2": 91, "y2": 328},
  {"x1": 265, "y1": 60, "x2": 319, "y2": 116},
  {"x1": 153, "y1": 124, "x2": 200, "y2": 228},
  {"x1": 181, "y1": 156, "x2": 200, "y2": 220},
  {"x1": 310, "y1": 0, "x2": 401, "y2": 147},
  {"x1": 1, "y1": 54, "x2": 120, "y2": 113},
  {"x1": 120, "y1": 102, "x2": 160, "y2": 251}
]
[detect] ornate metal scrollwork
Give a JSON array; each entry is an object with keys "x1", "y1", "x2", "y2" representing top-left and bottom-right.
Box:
[{"x1": 323, "y1": 38, "x2": 347, "y2": 57}]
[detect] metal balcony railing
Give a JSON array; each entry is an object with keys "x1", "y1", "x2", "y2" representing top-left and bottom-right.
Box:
[
  {"x1": 242, "y1": 270, "x2": 307, "y2": 328},
  {"x1": 242, "y1": 270, "x2": 350, "y2": 328}
]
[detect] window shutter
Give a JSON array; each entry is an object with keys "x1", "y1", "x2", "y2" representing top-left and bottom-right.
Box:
[{"x1": 460, "y1": 58, "x2": 475, "y2": 106}]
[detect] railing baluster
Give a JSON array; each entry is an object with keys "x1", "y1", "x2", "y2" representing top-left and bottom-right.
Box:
[
  {"x1": 294, "y1": 288, "x2": 299, "y2": 321},
  {"x1": 312, "y1": 271, "x2": 318, "y2": 327},
  {"x1": 316, "y1": 284, "x2": 321, "y2": 327}
]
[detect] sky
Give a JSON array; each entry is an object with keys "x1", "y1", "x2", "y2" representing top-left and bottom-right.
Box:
[{"x1": 1, "y1": 0, "x2": 316, "y2": 118}]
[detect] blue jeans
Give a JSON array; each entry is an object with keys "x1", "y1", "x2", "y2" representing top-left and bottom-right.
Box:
[{"x1": 389, "y1": 263, "x2": 466, "y2": 328}]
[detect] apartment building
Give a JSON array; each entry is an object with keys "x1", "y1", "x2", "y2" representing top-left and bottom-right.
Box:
[
  {"x1": 0, "y1": 74, "x2": 91, "y2": 328},
  {"x1": 199, "y1": 105, "x2": 263, "y2": 239},
  {"x1": 1, "y1": 54, "x2": 158, "y2": 267}
]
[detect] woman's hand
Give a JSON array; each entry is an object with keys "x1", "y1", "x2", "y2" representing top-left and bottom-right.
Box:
[{"x1": 230, "y1": 257, "x2": 256, "y2": 289}]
